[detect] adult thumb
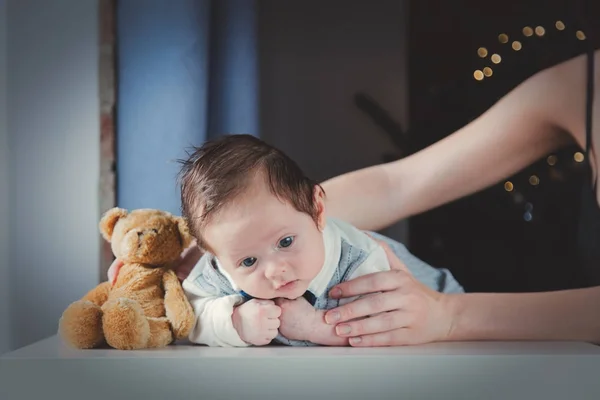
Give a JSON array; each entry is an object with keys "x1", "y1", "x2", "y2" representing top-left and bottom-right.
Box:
[{"x1": 107, "y1": 258, "x2": 124, "y2": 285}]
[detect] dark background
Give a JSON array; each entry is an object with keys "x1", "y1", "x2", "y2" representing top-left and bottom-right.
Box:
[{"x1": 407, "y1": 0, "x2": 600, "y2": 293}]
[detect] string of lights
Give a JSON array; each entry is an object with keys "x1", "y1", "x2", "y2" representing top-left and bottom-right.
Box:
[{"x1": 469, "y1": 20, "x2": 589, "y2": 222}]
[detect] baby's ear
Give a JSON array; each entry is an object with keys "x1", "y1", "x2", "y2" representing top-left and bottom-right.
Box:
[
  {"x1": 314, "y1": 185, "x2": 327, "y2": 231},
  {"x1": 99, "y1": 207, "x2": 128, "y2": 242},
  {"x1": 174, "y1": 216, "x2": 194, "y2": 249}
]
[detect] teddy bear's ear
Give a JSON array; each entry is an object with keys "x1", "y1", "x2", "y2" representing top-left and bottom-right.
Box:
[
  {"x1": 174, "y1": 216, "x2": 194, "y2": 249},
  {"x1": 99, "y1": 207, "x2": 128, "y2": 241}
]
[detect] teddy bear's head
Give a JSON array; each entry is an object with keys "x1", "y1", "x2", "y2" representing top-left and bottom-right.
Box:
[{"x1": 99, "y1": 208, "x2": 194, "y2": 266}]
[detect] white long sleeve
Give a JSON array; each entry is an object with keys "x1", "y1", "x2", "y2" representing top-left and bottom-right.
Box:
[{"x1": 182, "y1": 259, "x2": 250, "y2": 347}]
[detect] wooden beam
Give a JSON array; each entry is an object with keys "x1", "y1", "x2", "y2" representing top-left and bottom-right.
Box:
[{"x1": 98, "y1": 0, "x2": 117, "y2": 283}]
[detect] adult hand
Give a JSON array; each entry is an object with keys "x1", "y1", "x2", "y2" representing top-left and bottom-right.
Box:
[
  {"x1": 324, "y1": 239, "x2": 455, "y2": 346},
  {"x1": 107, "y1": 240, "x2": 203, "y2": 285}
]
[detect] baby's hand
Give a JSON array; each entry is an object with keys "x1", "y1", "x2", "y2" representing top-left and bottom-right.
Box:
[
  {"x1": 232, "y1": 299, "x2": 281, "y2": 346},
  {"x1": 275, "y1": 297, "x2": 319, "y2": 342}
]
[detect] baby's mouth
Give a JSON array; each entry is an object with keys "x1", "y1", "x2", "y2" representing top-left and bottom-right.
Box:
[{"x1": 276, "y1": 280, "x2": 298, "y2": 291}]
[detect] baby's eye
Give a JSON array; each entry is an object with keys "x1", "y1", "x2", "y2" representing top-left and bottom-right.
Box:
[
  {"x1": 278, "y1": 236, "x2": 294, "y2": 248},
  {"x1": 240, "y1": 257, "x2": 257, "y2": 267}
]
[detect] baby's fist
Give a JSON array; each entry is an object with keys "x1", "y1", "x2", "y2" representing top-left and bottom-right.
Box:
[
  {"x1": 275, "y1": 297, "x2": 318, "y2": 341},
  {"x1": 232, "y1": 299, "x2": 281, "y2": 346}
]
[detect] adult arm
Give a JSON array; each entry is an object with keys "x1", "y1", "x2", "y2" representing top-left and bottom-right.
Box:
[
  {"x1": 321, "y1": 54, "x2": 590, "y2": 231},
  {"x1": 326, "y1": 241, "x2": 600, "y2": 346},
  {"x1": 445, "y1": 286, "x2": 600, "y2": 343}
]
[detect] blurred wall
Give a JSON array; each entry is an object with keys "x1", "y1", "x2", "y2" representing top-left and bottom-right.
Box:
[
  {"x1": 258, "y1": 0, "x2": 409, "y2": 241},
  {"x1": 6, "y1": 0, "x2": 100, "y2": 350},
  {"x1": 0, "y1": 0, "x2": 10, "y2": 356}
]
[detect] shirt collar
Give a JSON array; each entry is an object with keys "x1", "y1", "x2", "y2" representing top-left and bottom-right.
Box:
[{"x1": 306, "y1": 220, "x2": 340, "y2": 298}]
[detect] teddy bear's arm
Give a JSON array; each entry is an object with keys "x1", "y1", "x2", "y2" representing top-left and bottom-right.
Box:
[
  {"x1": 163, "y1": 269, "x2": 196, "y2": 339},
  {"x1": 81, "y1": 281, "x2": 112, "y2": 307}
]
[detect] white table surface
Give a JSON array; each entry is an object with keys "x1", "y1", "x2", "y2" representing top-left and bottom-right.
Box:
[{"x1": 2, "y1": 335, "x2": 600, "y2": 400}]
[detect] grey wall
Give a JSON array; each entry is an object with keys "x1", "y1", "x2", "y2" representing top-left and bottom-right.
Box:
[
  {"x1": 6, "y1": 0, "x2": 100, "y2": 350},
  {"x1": 0, "y1": 0, "x2": 10, "y2": 356},
  {"x1": 258, "y1": 0, "x2": 409, "y2": 241}
]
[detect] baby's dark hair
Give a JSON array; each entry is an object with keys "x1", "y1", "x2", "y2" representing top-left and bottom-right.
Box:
[{"x1": 177, "y1": 134, "x2": 322, "y2": 249}]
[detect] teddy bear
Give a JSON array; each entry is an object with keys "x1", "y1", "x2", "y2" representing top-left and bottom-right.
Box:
[{"x1": 58, "y1": 207, "x2": 197, "y2": 350}]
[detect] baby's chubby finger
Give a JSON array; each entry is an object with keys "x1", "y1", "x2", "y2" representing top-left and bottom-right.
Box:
[
  {"x1": 252, "y1": 299, "x2": 281, "y2": 318},
  {"x1": 254, "y1": 299, "x2": 275, "y2": 306},
  {"x1": 267, "y1": 304, "x2": 282, "y2": 318}
]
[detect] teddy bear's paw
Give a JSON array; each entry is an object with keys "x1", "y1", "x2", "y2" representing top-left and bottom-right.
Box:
[
  {"x1": 58, "y1": 300, "x2": 105, "y2": 349},
  {"x1": 102, "y1": 297, "x2": 150, "y2": 350},
  {"x1": 146, "y1": 317, "x2": 174, "y2": 348}
]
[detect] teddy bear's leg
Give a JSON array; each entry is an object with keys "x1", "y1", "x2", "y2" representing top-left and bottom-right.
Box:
[
  {"x1": 58, "y1": 300, "x2": 105, "y2": 349},
  {"x1": 101, "y1": 298, "x2": 150, "y2": 350},
  {"x1": 146, "y1": 317, "x2": 174, "y2": 348},
  {"x1": 58, "y1": 282, "x2": 112, "y2": 349}
]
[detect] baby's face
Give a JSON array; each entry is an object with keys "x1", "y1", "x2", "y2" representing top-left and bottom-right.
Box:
[{"x1": 202, "y1": 181, "x2": 326, "y2": 300}]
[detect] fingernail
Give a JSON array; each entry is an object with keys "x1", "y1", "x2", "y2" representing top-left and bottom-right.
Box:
[
  {"x1": 349, "y1": 337, "x2": 362, "y2": 345},
  {"x1": 329, "y1": 288, "x2": 342, "y2": 298},
  {"x1": 326, "y1": 311, "x2": 340, "y2": 324},
  {"x1": 336, "y1": 324, "x2": 351, "y2": 335}
]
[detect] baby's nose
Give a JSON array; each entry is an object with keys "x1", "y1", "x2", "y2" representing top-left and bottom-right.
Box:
[{"x1": 264, "y1": 262, "x2": 287, "y2": 280}]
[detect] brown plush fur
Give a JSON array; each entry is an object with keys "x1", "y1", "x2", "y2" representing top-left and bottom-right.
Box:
[{"x1": 58, "y1": 208, "x2": 197, "y2": 350}]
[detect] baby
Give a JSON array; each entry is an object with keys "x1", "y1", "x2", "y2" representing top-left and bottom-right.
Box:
[{"x1": 178, "y1": 134, "x2": 464, "y2": 347}]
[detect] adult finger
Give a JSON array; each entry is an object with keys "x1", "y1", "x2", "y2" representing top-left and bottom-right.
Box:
[
  {"x1": 175, "y1": 245, "x2": 202, "y2": 281},
  {"x1": 107, "y1": 258, "x2": 124, "y2": 285},
  {"x1": 371, "y1": 237, "x2": 409, "y2": 273},
  {"x1": 335, "y1": 310, "x2": 412, "y2": 337},
  {"x1": 328, "y1": 269, "x2": 407, "y2": 300},
  {"x1": 348, "y1": 328, "x2": 413, "y2": 347},
  {"x1": 325, "y1": 289, "x2": 405, "y2": 324},
  {"x1": 180, "y1": 240, "x2": 198, "y2": 258}
]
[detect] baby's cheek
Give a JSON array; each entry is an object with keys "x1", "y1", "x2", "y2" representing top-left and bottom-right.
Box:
[
  {"x1": 302, "y1": 252, "x2": 324, "y2": 279},
  {"x1": 240, "y1": 274, "x2": 271, "y2": 298}
]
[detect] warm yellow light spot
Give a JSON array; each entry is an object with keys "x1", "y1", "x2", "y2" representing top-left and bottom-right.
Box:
[
  {"x1": 576, "y1": 30, "x2": 586, "y2": 40},
  {"x1": 512, "y1": 41, "x2": 522, "y2": 51},
  {"x1": 491, "y1": 54, "x2": 501, "y2": 64},
  {"x1": 555, "y1": 21, "x2": 565, "y2": 30},
  {"x1": 473, "y1": 70, "x2": 484, "y2": 81},
  {"x1": 535, "y1": 26, "x2": 545, "y2": 36},
  {"x1": 498, "y1": 33, "x2": 509, "y2": 44},
  {"x1": 574, "y1": 152, "x2": 585, "y2": 162},
  {"x1": 522, "y1": 26, "x2": 533, "y2": 37},
  {"x1": 477, "y1": 47, "x2": 488, "y2": 58},
  {"x1": 504, "y1": 181, "x2": 514, "y2": 192},
  {"x1": 529, "y1": 175, "x2": 540, "y2": 186},
  {"x1": 483, "y1": 67, "x2": 493, "y2": 77},
  {"x1": 547, "y1": 155, "x2": 557, "y2": 166}
]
